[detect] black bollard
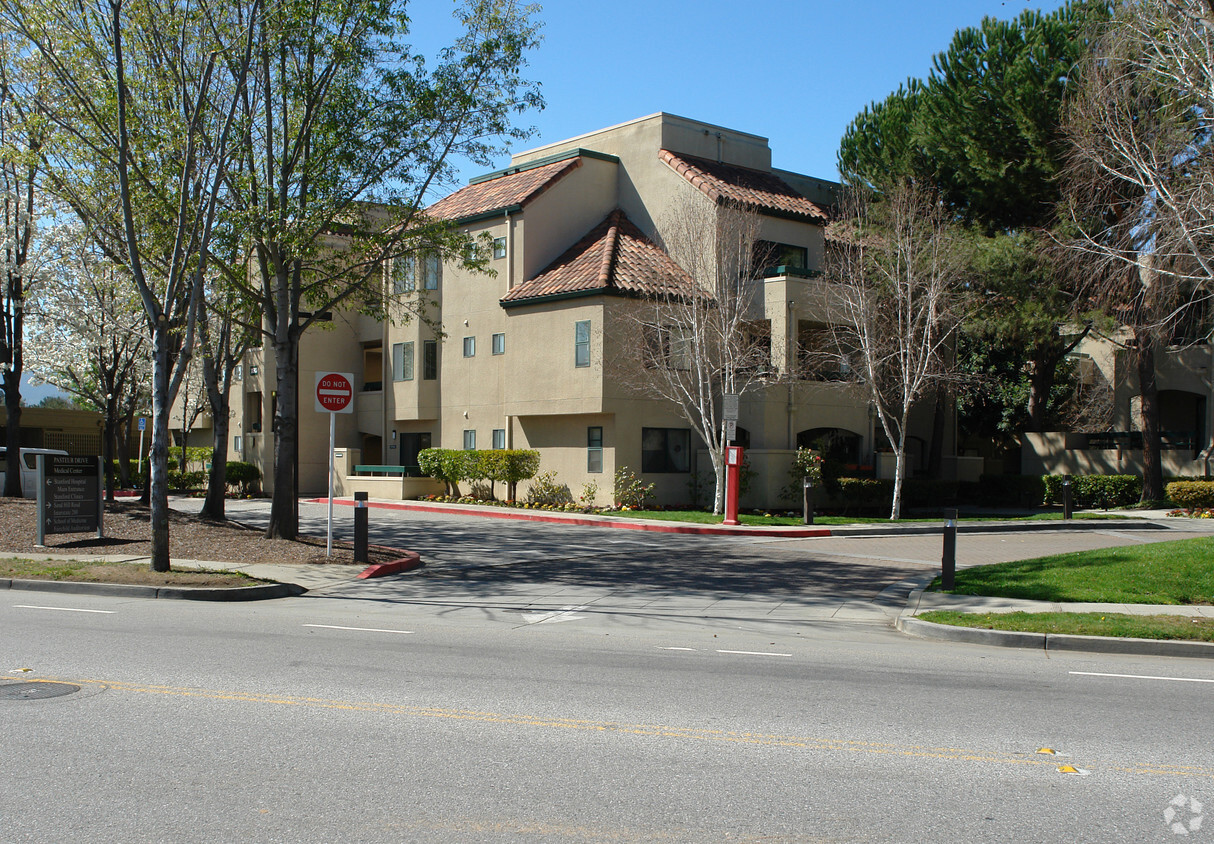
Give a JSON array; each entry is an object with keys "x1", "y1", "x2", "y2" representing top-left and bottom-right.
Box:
[
  {"x1": 941, "y1": 507, "x2": 958, "y2": 590},
  {"x1": 354, "y1": 491, "x2": 369, "y2": 563},
  {"x1": 1062, "y1": 476, "x2": 1073, "y2": 520},
  {"x1": 802, "y1": 477, "x2": 815, "y2": 525}
]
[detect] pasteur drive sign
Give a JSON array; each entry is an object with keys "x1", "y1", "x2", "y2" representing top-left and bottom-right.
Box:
[{"x1": 36, "y1": 455, "x2": 103, "y2": 546}]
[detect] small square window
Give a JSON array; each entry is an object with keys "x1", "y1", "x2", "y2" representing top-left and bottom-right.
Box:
[
  {"x1": 492, "y1": 333, "x2": 505, "y2": 355},
  {"x1": 493, "y1": 237, "x2": 507, "y2": 260},
  {"x1": 463, "y1": 336, "x2": 476, "y2": 357},
  {"x1": 463, "y1": 429, "x2": 476, "y2": 450},
  {"x1": 492, "y1": 428, "x2": 506, "y2": 449},
  {"x1": 234, "y1": 364, "x2": 243, "y2": 381},
  {"x1": 233, "y1": 436, "x2": 242, "y2": 453}
]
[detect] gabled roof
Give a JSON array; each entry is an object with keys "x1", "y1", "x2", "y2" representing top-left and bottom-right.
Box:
[
  {"x1": 501, "y1": 210, "x2": 701, "y2": 307},
  {"x1": 426, "y1": 157, "x2": 583, "y2": 223},
  {"x1": 659, "y1": 149, "x2": 830, "y2": 223}
]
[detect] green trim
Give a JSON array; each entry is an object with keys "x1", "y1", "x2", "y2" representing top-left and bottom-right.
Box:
[{"x1": 468, "y1": 148, "x2": 619, "y2": 185}]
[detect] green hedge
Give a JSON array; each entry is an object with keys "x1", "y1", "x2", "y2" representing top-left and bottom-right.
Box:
[
  {"x1": 1166, "y1": 481, "x2": 1214, "y2": 510},
  {"x1": 417, "y1": 448, "x2": 540, "y2": 498},
  {"x1": 1043, "y1": 474, "x2": 1141, "y2": 508}
]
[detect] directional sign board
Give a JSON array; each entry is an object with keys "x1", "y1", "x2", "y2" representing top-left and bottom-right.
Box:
[
  {"x1": 315, "y1": 371, "x2": 355, "y2": 414},
  {"x1": 36, "y1": 455, "x2": 103, "y2": 544},
  {"x1": 722, "y1": 393, "x2": 739, "y2": 422}
]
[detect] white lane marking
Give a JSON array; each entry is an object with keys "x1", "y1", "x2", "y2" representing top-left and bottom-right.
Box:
[
  {"x1": 14, "y1": 605, "x2": 115, "y2": 614},
  {"x1": 302, "y1": 624, "x2": 413, "y2": 635},
  {"x1": 1070, "y1": 671, "x2": 1214, "y2": 684},
  {"x1": 717, "y1": 649, "x2": 792, "y2": 657},
  {"x1": 521, "y1": 606, "x2": 587, "y2": 625},
  {"x1": 659, "y1": 647, "x2": 697, "y2": 651}
]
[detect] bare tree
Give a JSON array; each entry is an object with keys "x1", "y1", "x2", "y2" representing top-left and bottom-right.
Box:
[
  {"x1": 1059, "y1": 0, "x2": 1214, "y2": 501},
  {"x1": 827, "y1": 182, "x2": 968, "y2": 519},
  {"x1": 618, "y1": 201, "x2": 773, "y2": 514}
]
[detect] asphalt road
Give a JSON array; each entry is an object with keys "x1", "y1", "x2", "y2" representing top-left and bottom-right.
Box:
[{"x1": 5, "y1": 502, "x2": 1212, "y2": 842}]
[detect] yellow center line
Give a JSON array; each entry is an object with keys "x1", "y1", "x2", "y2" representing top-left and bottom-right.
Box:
[{"x1": 31, "y1": 676, "x2": 1214, "y2": 780}]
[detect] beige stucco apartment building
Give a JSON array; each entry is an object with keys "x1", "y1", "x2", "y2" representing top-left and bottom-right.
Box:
[{"x1": 208, "y1": 113, "x2": 948, "y2": 507}]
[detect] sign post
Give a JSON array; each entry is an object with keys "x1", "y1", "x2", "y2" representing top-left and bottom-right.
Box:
[
  {"x1": 136, "y1": 417, "x2": 147, "y2": 474},
  {"x1": 723, "y1": 445, "x2": 743, "y2": 526},
  {"x1": 315, "y1": 372, "x2": 355, "y2": 556},
  {"x1": 36, "y1": 455, "x2": 103, "y2": 547}
]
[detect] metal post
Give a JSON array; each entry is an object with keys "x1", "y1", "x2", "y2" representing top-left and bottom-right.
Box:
[
  {"x1": 326, "y1": 410, "x2": 336, "y2": 556},
  {"x1": 802, "y1": 477, "x2": 814, "y2": 525},
  {"x1": 354, "y1": 491, "x2": 368, "y2": 563},
  {"x1": 1062, "y1": 476, "x2": 1073, "y2": 520},
  {"x1": 941, "y1": 507, "x2": 958, "y2": 590}
]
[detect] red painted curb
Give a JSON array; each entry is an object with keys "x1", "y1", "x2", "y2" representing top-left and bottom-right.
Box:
[
  {"x1": 311, "y1": 498, "x2": 833, "y2": 538},
  {"x1": 357, "y1": 552, "x2": 422, "y2": 579}
]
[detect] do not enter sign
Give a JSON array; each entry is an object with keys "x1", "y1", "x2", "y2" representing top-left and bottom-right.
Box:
[{"x1": 315, "y1": 371, "x2": 355, "y2": 414}]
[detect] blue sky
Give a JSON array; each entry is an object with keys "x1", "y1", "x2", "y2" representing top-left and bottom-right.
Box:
[{"x1": 416, "y1": 0, "x2": 1071, "y2": 195}]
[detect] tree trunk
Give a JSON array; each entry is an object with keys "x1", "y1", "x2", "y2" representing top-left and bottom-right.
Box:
[
  {"x1": 266, "y1": 329, "x2": 299, "y2": 540},
  {"x1": 148, "y1": 326, "x2": 173, "y2": 572},
  {"x1": 927, "y1": 390, "x2": 947, "y2": 478},
  {"x1": 1025, "y1": 354, "x2": 1059, "y2": 433},
  {"x1": 1135, "y1": 329, "x2": 1164, "y2": 502},
  {"x1": 103, "y1": 409, "x2": 115, "y2": 502},
  {"x1": 201, "y1": 409, "x2": 230, "y2": 520},
  {"x1": 711, "y1": 450, "x2": 725, "y2": 515},
  {"x1": 3, "y1": 368, "x2": 23, "y2": 497},
  {"x1": 889, "y1": 445, "x2": 905, "y2": 520}
]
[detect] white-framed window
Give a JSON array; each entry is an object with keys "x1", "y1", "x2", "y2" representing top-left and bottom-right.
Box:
[
  {"x1": 394, "y1": 255, "x2": 415, "y2": 293},
  {"x1": 463, "y1": 429, "x2": 476, "y2": 450},
  {"x1": 492, "y1": 333, "x2": 505, "y2": 355},
  {"x1": 493, "y1": 237, "x2": 507, "y2": 259},
  {"x1": 234, "y1": 364, "x2": 243, "y2": 381},
  {"x1": 463, "y1": 336, "x2": 476, "y2": 357},
  {"x1": 492, "y1": 428, "x2": 506, "y2": 449},
  {"x1": 574, "y1": 320, "x2": 591, "y2": 368},
  {"x1": 233, "y1": 436, "x2": 242, "y2": 453},
  {"x1": 393, "y1": 341, "x2": 414, "y2": 381}
]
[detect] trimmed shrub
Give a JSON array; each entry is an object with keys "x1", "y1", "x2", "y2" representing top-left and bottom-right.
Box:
[
  {"x1": 475, "y1": 449, "x2": 540, "y2": 500},
  {"x1": 778, "y1": 448, "x2": 824, "y2": 504},
  {"x1": 1043, "y1": 474, "x2": 1141, "y2": 509},
  {"x1": 167, "y1": 469, "x2": 206, "y2": 491},
  {"x1": 225, "y1": 461, "x2": 261, "y2": 496},
  {"x1": 1167, "y1": 481, "x2": 1214, "y2": 510},
  {"x1": 417, "y1": 448, "x2": 473, "y2": 496},
  {"x1": 975, "y1": 474, "x2": 1047, "y2": 508},
  {"x1": 902, "y1": 479, "x2": 959, "y2": 509},
  {"x1": 835, "y1": 477, "x2": 893, "y2": 512}
]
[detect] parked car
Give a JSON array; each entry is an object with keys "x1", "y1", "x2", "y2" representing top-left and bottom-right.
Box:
[{"x1": 0, "y1": 447, "x2": 70, "y2": 498}]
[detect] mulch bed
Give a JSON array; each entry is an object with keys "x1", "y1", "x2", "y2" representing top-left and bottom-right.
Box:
[{"x1": 0, "y1": 497, "x2": 404, "y2": 567}]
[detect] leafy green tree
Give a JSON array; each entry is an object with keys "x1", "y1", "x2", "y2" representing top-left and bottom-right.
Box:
[
  {"x1": 837, "y1": 1, "x2": 1110, "y2": 439},
  {"x1": 214, "y1": 0, "x2": 543, "y2": 540}
]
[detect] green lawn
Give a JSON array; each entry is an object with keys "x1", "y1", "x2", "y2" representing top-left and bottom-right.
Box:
[
  {"x1": 608, "y1": 509, "x2": 1125, "y2": 528},
  {"x1": 931, "y1": 536, "x2": 1214, "y2": 604},
  {"x1": 917, "y1": 610, "x2": 1214, "y2": 642}
]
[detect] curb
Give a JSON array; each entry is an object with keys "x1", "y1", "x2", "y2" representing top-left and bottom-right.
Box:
[
  {"x1": 312, "y1": 498, "x2": 1170, "y2": 538},
  {"x1": 358, "y1": 552, "x2": 423, "y2": 579},
  {"x1": 896, "y1": 603, "x2": 1214, "y2": 659},
  {"x1": 1, "y1": 578, "x2": 306, "y2": 602}
]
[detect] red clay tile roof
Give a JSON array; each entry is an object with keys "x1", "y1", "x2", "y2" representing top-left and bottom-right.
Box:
[
  {"x1": 501, "y1": 210, "x2": 702, "y2": 305},
  {"x1": 660, "y1": 149, "x2": 829, "y2": 223},
  {"x1": 426, "y1": 157, "x2": 583, "y2": 221}
]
